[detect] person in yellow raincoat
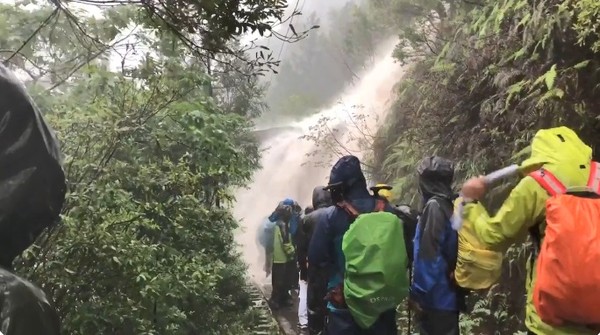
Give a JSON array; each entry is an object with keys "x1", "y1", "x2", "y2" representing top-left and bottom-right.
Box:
[{"x1": 460, "y1": 126, "x2": 597, "y2": 335}]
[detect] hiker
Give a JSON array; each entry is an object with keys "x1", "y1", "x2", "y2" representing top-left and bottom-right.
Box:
[
  {"x1": 460, "y1": 127, "x2": 600, "y2": 335},
  {"x1": 285, "y1": 198, "x2": 303, "y2": 291},
  {"x1": 263, "y1": 201, "x2": 296, "y2": 309},
  {"x1": 298, "y1": 187, "x2": 333, "y2": 334},
  {"x1": 371, "y1": 183, "x2": 419, "y2": 266},
  {"x1": 410, "y1": 156, "x2": 462, "y2": 335},
  {"x1": 309, "y1": 155, "x2": 409, "y2": 335},
  {"x1": 296, "y1": 206, "x2": 314, "y2": 331}
]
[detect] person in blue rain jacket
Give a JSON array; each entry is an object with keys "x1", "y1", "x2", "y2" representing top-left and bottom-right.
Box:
[
  {"x1": 308, "y1": 155, "x2": 401, "y2": 335},
  {"x1": 410, "y1": 155, "x2": 463, "y2": 335}
]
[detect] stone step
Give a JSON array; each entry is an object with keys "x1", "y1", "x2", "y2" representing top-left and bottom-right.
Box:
[{"x1": 245, "y1": 283, "x2": 281, "y2": 335}]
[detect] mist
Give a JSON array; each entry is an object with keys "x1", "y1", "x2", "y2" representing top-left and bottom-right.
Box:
[
  {"x1": 233, "y1": 37, "x2": 405, "y2": 286},
  {"x1": 251, "y1": 0, "x2": 395, "y2": 128}
]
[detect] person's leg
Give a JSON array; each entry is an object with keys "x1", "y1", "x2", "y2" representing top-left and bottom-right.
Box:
[
  {"x1": 298, "y1": 277, "x2": 308, "y2": 328},
  {"x1": 308, "y1": 311, "x2": 325, "y2": 335},
  {"x1": 307, "y1": 267, "x2": 329, "y2": 334},
  {"x1": 326, "y1": 309, "x2": 361, "y2": 335},
  {"x1": 307, "y1": 282, "x2": 326, "y2": 334},
  {"x1": 281, "y1": 261, "x2": 294, "y2": 305},
  {"x1": 270, "y1": 263, "x2": 285, "y2": 308},
  {"x1": 312, "y1": 276, "x2": 329, "y2": 334},
  {"x1": 291, "y1": 261, "x2": 300, "y2": 290},
  {"x1": 366, "y1": 308, "x2": 397, "y2": 335},
  {"x1": 417, "y1": 309, "x2": 459, "y2": 335}
]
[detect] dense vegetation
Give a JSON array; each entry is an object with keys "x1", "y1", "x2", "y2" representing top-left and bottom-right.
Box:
[
  {"x1": 0, "y1": 0, "x2": 286, "y2": 333},
  {"x1": 4, "y1": 0, "x2": 600, "y2": 333},
  {"x1": 369, "y1": 0, "x2": 600, "y2": 333}
]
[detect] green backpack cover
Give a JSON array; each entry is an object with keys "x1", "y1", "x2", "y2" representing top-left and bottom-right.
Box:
[{"x1": 340, "y1": 199, "x2": 409, "y2": 329}]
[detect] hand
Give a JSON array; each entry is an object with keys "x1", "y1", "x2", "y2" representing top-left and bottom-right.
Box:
[
  {"x1": 283, "y1": 243, "x2": 295, "y2": 256},
  {"x1": 264, "y1": 262, "x2": 271, "y2": 277},
  {"x1": 461, "y1": 176, "x2": 486, "y2": 200},
  {"x1": 449, "y1": 271, "x2": 456, "y2": 284}
]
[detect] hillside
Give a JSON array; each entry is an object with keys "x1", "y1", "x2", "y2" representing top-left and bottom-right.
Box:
[{"x1": 369, "y1": 0, "x2": 600, "y2": 332}]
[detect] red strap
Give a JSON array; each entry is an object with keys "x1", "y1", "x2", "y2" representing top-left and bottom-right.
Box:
[
  {"x1": 529, "y1": 169, "x2": 567, "y2": 196},
  {"x1": 587, "y1": 161, "x2": 600, "y2": 194},
  {"x1": 374, "y1": 199, "x2": 385, "y2": 212},
  {"x1": 338, "y1": 199, "x2": 387, "y2": 218},
  {"x1": 337, "y1": 201, "x2": 360, "y2": 219}
]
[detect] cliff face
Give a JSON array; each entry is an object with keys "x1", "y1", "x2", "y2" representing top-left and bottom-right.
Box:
[{"x1": 370, "y1": 0, "x2": 600, "y2": 332}]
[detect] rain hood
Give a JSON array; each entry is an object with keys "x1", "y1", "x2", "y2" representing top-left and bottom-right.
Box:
[
  {"x1": 519, "y1": 126, "x2": 592, "y2": 184},
  {"x1": 312, "y1": 186, "x2": 332, "y2": 209}
]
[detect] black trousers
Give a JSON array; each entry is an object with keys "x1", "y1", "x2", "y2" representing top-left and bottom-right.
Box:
[
  {"x1": 271, "y1": 262, "x2": 292, "y2": 304},
  {"x1": 417, "y1": 309, "x2": 459, "y2": 335},
  {"x1": 290, "y1": 263, "x2": 299, "y2": 290},
  {"x1": 307, "y1": 268, "x2": 328, "y2": 334}
]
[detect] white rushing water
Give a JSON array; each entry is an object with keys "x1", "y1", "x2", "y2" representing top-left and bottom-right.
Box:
[{"x1": 233, "y1": 40, "x2": 407, "y2": 285}]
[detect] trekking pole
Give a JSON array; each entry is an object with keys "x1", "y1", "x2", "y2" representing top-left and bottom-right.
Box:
[
  {"x1": 407, "y1": 266, "x2": 412, "y2": 334},
  {"x1": 451, "y1": 164, "x2": 519, "y2": 231}
]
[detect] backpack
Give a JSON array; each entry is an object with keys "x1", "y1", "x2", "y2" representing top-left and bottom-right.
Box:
[
  {"x1": 414, "y1": 196, "x2": 469, "y2": 312},
  {"x1": 0, "y1": 64, "x2": 66, "y2": 268},
  {"x1": 257, "y1": 218, "x2": 276, "y2": 252},
  {"x1": 339, "y1": 198, "x2": 409, "y2": 329},
  {"x1": 529, "y1": 162, "x2": 600, "y2": 327},
  {"x1": 453, "y1": 197, "x2": 503, "y2": 290}
]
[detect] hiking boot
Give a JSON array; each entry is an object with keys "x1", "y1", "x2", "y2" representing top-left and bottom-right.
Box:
[{"x1": 298, "y1": 323, "x2": 309, "y2": 333}]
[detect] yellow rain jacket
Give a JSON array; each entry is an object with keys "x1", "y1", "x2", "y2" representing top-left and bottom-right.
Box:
[
  {"x1": 272, "y1": 224, "x2": 295, "y2": 264},
  {"x1": 462, "y1": 126, "x2": 596, "y2": 335}
]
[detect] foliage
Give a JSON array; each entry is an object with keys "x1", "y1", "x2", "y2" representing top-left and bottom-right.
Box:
[
  {"x1": 2, "y1": 3, "x2": 267, "y2": 334},
  {"x1": 2, "y1": 0, "x2": 315, "y2": 96},
  {"x1": 370, "y1": 0, "x2": 600, "y2": 332},
  {"x1": 300, "y1": 103, "x2": 381, "y2": 177},
  {"x1": 0, "y1": 2, "x2": 131, "y2": 85}
]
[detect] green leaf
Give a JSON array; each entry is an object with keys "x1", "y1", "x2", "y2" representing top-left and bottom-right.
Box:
[
  {"x1": 573, "y1": 60, "x2": 590, "y2": 69},
  {"x1": 545, "y1": 64, "x2": 557, "y2": 90}
]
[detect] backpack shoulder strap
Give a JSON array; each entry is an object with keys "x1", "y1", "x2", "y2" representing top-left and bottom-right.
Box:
[
  {"x1": 337, "y1": 201, "x2": 360, "y2": 220},
  {"x1": 529, "y1": 168, "x2": 566, "y2": 196},
  {"x1": 427, "y1": 195, "x2": 453, "y2": 220},
  {"x1": 587, "y1": 161, "x2": 600, "y2": 194},
  {"x1": 337, "y1": 197, "x2": 386, "y2": 221},
  {"x1": 528, "y1": 168, "x2": 566, "y2": 269}
]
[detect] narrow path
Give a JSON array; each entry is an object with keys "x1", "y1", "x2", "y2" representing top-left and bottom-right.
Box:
[
  {"x1": 247, "y1": 284, "x2": 281, "y2": 334},
  {"x1": 255, "y1": 282, "x2": 304, "y2": 335}
]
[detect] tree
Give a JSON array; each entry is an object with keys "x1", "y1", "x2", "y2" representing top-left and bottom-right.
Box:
[
  {"x1": 301, "y1": 103, "x2": 381, "y2": 178},
  {"x1": 2, "y1": 3, "x2": 268, "y2": 334}
]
